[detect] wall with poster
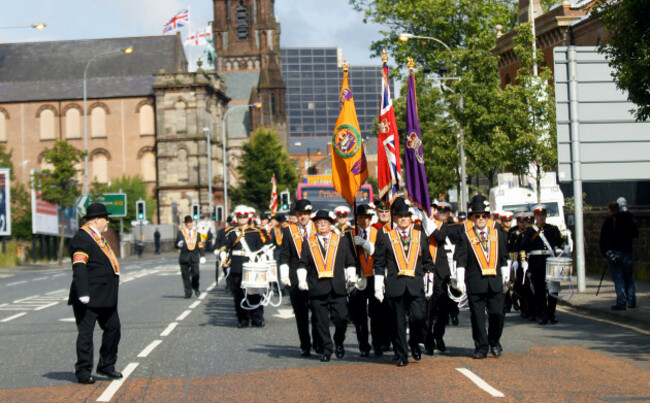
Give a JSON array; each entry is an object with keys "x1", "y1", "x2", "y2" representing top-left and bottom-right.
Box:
[
  {"x1": 30, "y1": 169, "x2": 78, "y2": 237},
  {"x1": 0, "y1": 168, "x2": 11, "y2": 236}
]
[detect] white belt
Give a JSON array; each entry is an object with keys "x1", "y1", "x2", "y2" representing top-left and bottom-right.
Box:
[
  {"x1": 231, "y1": 250, "x2": 247, "y2": 257},
  {"x1": 529, "y1": 250, "x2": 550, "y2": 256}
]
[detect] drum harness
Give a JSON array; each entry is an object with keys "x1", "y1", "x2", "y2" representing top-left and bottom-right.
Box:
[
  {"x1": 530, "y1": 225, "x2": 574, "y2": 300},
  {"x1": 238, "y1": 235, "x2": 283, "y2": 310}
]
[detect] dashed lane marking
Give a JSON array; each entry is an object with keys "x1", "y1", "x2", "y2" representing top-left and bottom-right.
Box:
[
  {"x1": 137, "y1": 340, "x2": 162, "y2": 358},
  {"x1": 96, "y1": 362, "x2": 139, "y2": 402},
  {"x1": 0, "y1": 312, "x2": 27, "y2": 322},
  {"x1": 456, "y1": 368, "x2": 505, "y2": 398},
  {"x1": 160, "y1": 322, "x2": 178, "y2": 337},
  {"x1": 33, "y1": 277, "x2": 48, "y2": 281},
  {"x1": 6, "y1": 281, "x2": 27, "y2": 287},
  {"x1": 175, "y1": 310, "x2": 192, "y2": 321},
  {"x1": 189, "y1": 301, "x2": 201, "y2": 309}
]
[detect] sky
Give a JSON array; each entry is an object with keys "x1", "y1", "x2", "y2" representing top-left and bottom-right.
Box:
[{"x1": 3, "y1": 0, "x2": 388, "y2": 67}]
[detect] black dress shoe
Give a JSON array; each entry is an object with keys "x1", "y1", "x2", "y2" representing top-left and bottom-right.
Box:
[
  {"x1": 611, "y1": 305, "x2": 626, "y2": 311},
  {"x1": 412, "y1": 346, "x2": 422, "y2": 361},
  {"x1": 538, "y1": 318, "x2": 548, "y2": 325},
  {"x1": 314, "y1": 346, "x2": 323, "y2": 354},
  {"x1": 424, "y1": 347, "x2": 434, "y2": 356},
  {"x1": 490, "y1": 345, "x2": 503, "y2": 358},
  {"x1": 374, "y1": 349, "x2": 383, "y2": 357},
  {"x1": 335, "y1": 344, "x2": 345, "y2": 358},
  {"x1": 397, "y1": 358, "x2": 408, "y2": 367},
  {"x1": 194, "y1": 289, "x2": 200, "y2": 297},
  {"x1": 628, "y1": 303, "x2": 637, "y2": 309},
  {"x1": 451, "y1": 315, "x2": 459, "y2": 326},
  {"x1": 237, "y1": 322, "x2": 249, "y2": 328},
  {"x1": 184, "y1": 295, "x2": 191, "y2": 299},
  {"x1": 97, "y1": 369, "x2": 123, "y2": 379},
  {"x1": 320, "y1": 354, "x2": 331, "y2": 362},
  {"x1": 360, "y1": 350, "x2": 370, "y2": 358},
  {"x1": 78, "y1": 376, "x2": 96, "y2": 384},
  {"x1": 392, "y1": 354, "x2": 399, "y2": 362},
  {"x1": 435, "y1": 338, "x2": 446, "y2": 352},
  {"x1": 252, "y1": 321, "x2": 265, "y2": 328},
  {"x1": 300, "y1": 349, "x2": 311, "y2": 357},
  {"x1": 472, "y1": 351, "x2": 487, "y2": 359},
  {"x1": 550, "y1": 316, "x2": 559, "y2": 324}
]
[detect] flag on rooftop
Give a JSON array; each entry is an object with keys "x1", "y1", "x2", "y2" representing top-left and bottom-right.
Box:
[{"x1": 163, "y1": 7, "x2": 190, "y2": 34}]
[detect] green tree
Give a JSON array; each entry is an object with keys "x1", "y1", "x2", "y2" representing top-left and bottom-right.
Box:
[
  {"x1": 595, "y1": 0, "x2": 650, "y2": 121},
  {"x1": 230, "y1": 128, "x2": 299, "y2": 212},
  {"x1": 500, "y1": 23, "x2": 557, "y2": 200},
  {"x1": 89, "y1": 176, "x2": 156, "y2": 235},
  {"x1": 33, "y1": 141, "x2": 84, "y2": 263}
]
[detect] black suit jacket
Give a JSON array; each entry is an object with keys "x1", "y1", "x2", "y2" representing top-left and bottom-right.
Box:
[
  {"x1": 175, "y1": 229, "x2": 200, "y2": 264},
  {"x1": 279, "y1": 222, "x2": 313, "y2": 286},
  {"x1": 455, "y1": 225, "x2": 509, "y2": 294},
  {"x1": 68, "y1": 229, "x2": 120, "y2": 308},
  {"x1": 298, "y1": 232, "x2": 356, "y2": 297},
  {"x1": 373, "y1": 226, "x2": 434, "y2": 298},
  {"x1": 222, "y1": 226, "x2": 265, "y2": 274}
]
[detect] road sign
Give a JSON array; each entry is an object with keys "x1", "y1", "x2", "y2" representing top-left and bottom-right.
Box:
[{"x1": 77, "y1": 193, "x2": 127, "y2": 217}]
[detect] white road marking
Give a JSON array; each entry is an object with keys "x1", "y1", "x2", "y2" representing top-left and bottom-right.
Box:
[
  {"x1": 176, "y1": 310, "x2": 192, "y2": 321},
  {"x1": 272, "y1": 309, "x2": 295, "y2": 319},
  {"x1": 52, "y1": 273, "x2": 66, "y2": 278},
  {"x1": 137, "y1": 340, "x2": 162, "y2": 358},
  {"x1": 59, "y1": 318, "x2": 76, "y2": 322},
  {"x1": 47, "y1": 289, "x2": 66, "y2": 295},
  {"x1": 160, "y1": 322, "x2": 178, "y2": 337},
  {"x1": 1, "y1": 312, "x2": 27, "y2": 322},
  {"x1": 189, "y1": 301, "x2": 201, "y2": 309},
  {"x1": 34, "y1": 301, "x2": 59, "y2": 311},
  {"x1": 198, "y1": 292, "x2": 207, "y2": 300},
  {"x1": 206, "y1": 282, "x2": 216, "y2": 292},
  {"x1": 456, "y1": 368, "x2": 505, "y2": 398},
  {"x1": 96, "y1": 362, "x2": 139, "y2": 402},
  {"x1": 0, "y1": 303, "x2": 7, "y2": 308},
  {"x1": 33, "y1": 276, "x2": 48, "y2": 281},
  {"x1": 13, "y1": 295, "x2": 38, "y2": 303},
  {"x1": 7, "y1": 281, "x2": 27, "y2": 287}
]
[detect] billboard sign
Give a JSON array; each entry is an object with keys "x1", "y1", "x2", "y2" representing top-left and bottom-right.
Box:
[{"x1": 0, "y1": 168, "x2": 11, "y2": 236}]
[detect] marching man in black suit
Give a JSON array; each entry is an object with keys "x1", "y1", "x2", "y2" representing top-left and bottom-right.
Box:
[
  {"x1": 297, "y1": 209, "x2": 357, "y2": 362},
  {"x1": 68, "y1": 203, "x2": 122, "y2": 384},
  {"x1": 373, "y1": 197, "x2": 435, "y2": 367},
  {"x1": 175, "y1": 215, "x2": 202, "y2": 299},
  {"x1": 455, "y1": 195, "x2": 509, "y2": 359}
]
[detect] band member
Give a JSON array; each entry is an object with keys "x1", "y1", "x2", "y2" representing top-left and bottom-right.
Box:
[
  {"x1": 373, "y1": 197, "x2": 434, "y2": 367},
  {"x1": 370, "y1": 200, "x2": 393, "y2": 353},
  {"x1": 334, "y1": 206, "x2": 352, "y2": 233},
  {"x1": 422, "y1": 201, "x2": 454, "y2": 355},
  {"x1": 373, "y1": 201, "x2": 392, "y2": 231},
  {"x1": 222, "y1": 205, "x2": 267, "y2": 328},
  {"x1": 176, "y1": 215, "x2": 202, "y2": 299},
  {"x1": 522, "y1": 204, "x2": 568, "y2": 324},
  {"x1": 500, "y1": 211, "x2": 516, "y2": 313},
  {"x1": 279, "y1": 199, "x2": 319, "y2": 356},
  {"x1": 297, "y1": 210, "x2": 357, "y2": 362},
  {"x1": 455, "y1": 195, "x2": 509, "y2": 359},
  {"x1": 68, "y1": 203, "x2": 122, "y2": 384},
  {"x1": 349, "y1": 204, "x2": 380, "y2": 357}
]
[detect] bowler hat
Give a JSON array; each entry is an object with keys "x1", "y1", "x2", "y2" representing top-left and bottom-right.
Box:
[
  {"x1": 294, "y1": 199, "x2": 313, "y2": 212},
  {"x1": 468, "y1": 194, "x2": 490, "y2": 216},
  {"x1": 356, "y1": 204, "x2": 372, "y2": 216},
  {"x1": 391, "y1": 197, "x2": 411, "y2": 216},
  {"x1": 184, "y1": 215, "x2": 193, "y2": 223},
  {"x1": 84, "y1": 203, "x2": 110, "y2": 219},
  {"x1": 312, "y1": 209, "x2": 334, "y2": 223}
]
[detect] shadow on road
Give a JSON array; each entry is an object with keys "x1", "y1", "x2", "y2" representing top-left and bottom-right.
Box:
[{"x1": 42, "y1": 371, "x2": 76, "y2": 383}]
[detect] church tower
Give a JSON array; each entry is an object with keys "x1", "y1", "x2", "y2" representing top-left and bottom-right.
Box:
[{"x1": 212, "y1": 0, "x2": 288, "y2": 157}]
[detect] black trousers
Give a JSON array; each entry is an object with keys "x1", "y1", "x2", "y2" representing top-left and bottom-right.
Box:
[
  {"x1": 390, "y1": 292, "x2": 425, "y2": 360},
  {"x1": 180, "y1": 261, "x2": 200, "y2": 297},
  {"x1": 368, "y1": 293, "x2": 392, "y2": 352},
  {"x1": 530, "y1": 258, "x2": 553, "y2": 319},
  {"x1": 425, "y1": 283, "x2": 451, "y2": 349},
  {"x1": 310, "y1": 292, "x2": 347, "y2": 356},
  {"x1": 289, "y1": 285, "x2": 314, "y2": 351},
  {"x1": 467, "y1": 290, "x2": 505, "y2": 354},
  {"x1": 349, "y1": 287, "x2": 372, "y2": 353},
  {"x1": 231, "y1": 273, "x2": 264, "y2": 325},
  {"x1": 72, "y1": 304, "x2": 121, "y2": 379}
]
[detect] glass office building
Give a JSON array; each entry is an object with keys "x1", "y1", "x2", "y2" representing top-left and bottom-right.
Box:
[{"x1": 280, "y1": 47, "x2": 394, "y2": 153}]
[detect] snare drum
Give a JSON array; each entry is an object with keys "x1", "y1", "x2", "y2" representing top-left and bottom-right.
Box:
[
  {"x1": 545, "y1": 257, "x2": 573, "y2": 282},
  {"x1": 241, "y1": 262, "x2": 269, "y2": 288}
]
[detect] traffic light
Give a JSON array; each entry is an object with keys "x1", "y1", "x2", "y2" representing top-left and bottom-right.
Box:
[
  {"x1": 191, "y1": 203, "x2": 200, "y2": 221},
  {"x1": 280, "y1": 190, "x2": 290, "y2": 210},
  {"x1": 216, "y1": 205, "x2": 223, "y2": 223},
  {"x1": 136, "y1": 200, "x2": 145, "y2": 221}
]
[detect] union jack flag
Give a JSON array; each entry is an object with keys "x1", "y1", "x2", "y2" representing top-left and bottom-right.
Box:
[
  {"x1": 377, "y1": 52, "x2": 402, "y2": 204},
  {"x1": 163, "y1": 7, "x2": 190, "y2": 34},
  {"x1": 269, "y1": 174, "x2": 278, "y2": 214}
]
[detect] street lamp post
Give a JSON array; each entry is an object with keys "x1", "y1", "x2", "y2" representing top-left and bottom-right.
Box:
[
  {"x1": 0, "y1": 23, "x2": 46, "y2": 30},
  {"x1": 221, "y1": 103, "x2": 262, "y2": 217},
  {"x1": 203, "y1": 127, "x2": 213, "y2": 217},
  {"x1": 82, "y1": 46, "x2": 133, "y2": 195},
  {"x1": 399, "y1": 33, "x2": 468, "y2": 211}
]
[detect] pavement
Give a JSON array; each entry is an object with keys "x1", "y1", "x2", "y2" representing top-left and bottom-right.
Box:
[{"x1": 5, "y1": 252, "x2": 650, "y2": 333}]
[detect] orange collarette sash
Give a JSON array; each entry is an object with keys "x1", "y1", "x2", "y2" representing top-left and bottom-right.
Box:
[
  {"x1": 428, "y1": 220, "x2": 444, "y2": 261},
  {"x1": 182, "y1": 227, "x2": 198, "y2": 250},
  {"x1": 308, "y1": 232, "x2": 340, "y2": 279},
  {"x1": 387, "y1": 227, "x2": 421, "y2": 277},
  {"x1": 273, "y1": 225, "x2": 283, "y2": 246},
  {"x1": 464, "y1": 221, "x2": 498, "y2": 276},
  {"x1": 288, "y1": 223, "x2": 307, "y2": 254},
  {"x1": 359, "y1": 226, "x2": 377, "y2": 277},
  {"x1": 81, "y1": 225, "x2": 120, "y2": 275}
]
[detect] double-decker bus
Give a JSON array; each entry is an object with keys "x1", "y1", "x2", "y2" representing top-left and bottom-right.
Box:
[{"x1": 295, "y1": 183, "x2": 373, "y2": 217}]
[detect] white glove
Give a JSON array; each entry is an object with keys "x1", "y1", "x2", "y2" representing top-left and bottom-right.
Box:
[
  {"x1": 563, "y1": 245, "x2": 572, "y2": 255},
  {"x1": 213, "y1": 249, "x2": 219, "y2": 256},
  {"x1": 455, "y1": 267, "x2": 466, "y2": 294},
  {"x1": 345, "y1": 266, "x2": 358, "y2": 284},
  {"x1": 79, "y1": 296, "x2": 90, "y2": 304},
  {"x1": 355, "y1": 276, "x2": 368, "y2": 290},
  {"x1": 501, "y1": 266, "x2": 510, "y2": 285},
  {"x1": 361, "y1": 240, "x2": 374, "y2": 255},
  {"x1": 279, "y1": 264, "x2": 290, "y2": 287},
  {"x1": 522, "y1": 261, "x2": 529, "y2": 281},
  {"x1": 424, "y1": 272, "x2": 434, "y2": 299},
  {"x1": 511, "y1": 260, "x2": 519, "y2": 272},
  {"x1": 225, "y1": 267, "x2": 231, "y2": 278},
  {"x1": 297, "y1": 268, "x2": 309, "y2": 291},
  {"x1": 374, "y1": 274, "x2": 385, "y2": 302},
  {"x1": 353, "y1": 235, "x2": 365, "y2": 246},
  {"x1": 177, "y1": 240, "x2": 184, "y2": 248},
  {"x1": 200, "y1": 256, "x2": 206, "y2": 264}
]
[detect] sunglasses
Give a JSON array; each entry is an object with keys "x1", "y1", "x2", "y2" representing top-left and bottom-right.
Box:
[
  {"x1": 473, "y1": 213, "x2": 490, "y2": 219},
  {"x1": 502, "y1": 218, "x2": 513, "y2": 222},
  {"x1": 235, "y1": 213, "x2": 248, "y2": 217}
]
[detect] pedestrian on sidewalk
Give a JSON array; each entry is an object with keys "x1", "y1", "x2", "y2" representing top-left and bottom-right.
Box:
[
  {"x1": 599, "y1": 198, "x2": 638, "y2": 310},
  {"x1": 154, "y1": 228, "x2": 161, "y2": 254},
  {"x1": 176, "y1": 215, "x2": 201, "y2": 299}
]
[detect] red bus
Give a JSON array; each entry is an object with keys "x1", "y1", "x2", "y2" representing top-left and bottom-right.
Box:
[{"x1": 295, "y1": 183, "x2": 373, "y2": 215}]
